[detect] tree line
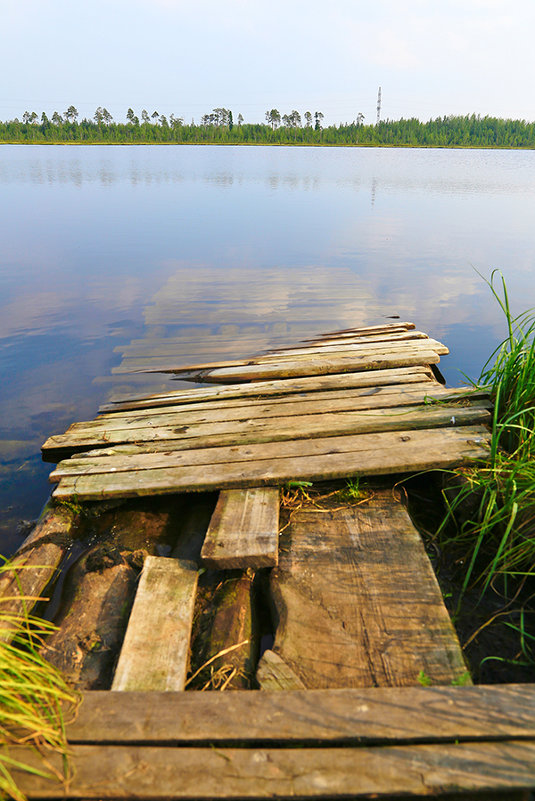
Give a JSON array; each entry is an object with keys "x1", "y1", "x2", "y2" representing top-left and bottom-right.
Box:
[{"x1": 1, "y1": 106, "x2": 534, "y2": 148}]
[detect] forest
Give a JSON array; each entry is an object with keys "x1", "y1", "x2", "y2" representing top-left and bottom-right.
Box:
[{"x1": 1, "y1": 106, "x2": 534, "y2": 148}]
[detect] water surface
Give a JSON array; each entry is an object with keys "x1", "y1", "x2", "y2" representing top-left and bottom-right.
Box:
[{"x1": 1, "y1": 144, "x2": 535, "y2": 553}]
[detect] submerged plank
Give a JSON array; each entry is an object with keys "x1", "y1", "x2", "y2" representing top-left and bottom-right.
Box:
[
  {"x1": 99, "y1": 366, "x2": 436, "y2": 413},
  {"x1": 13, "y1": 740, "x2": 535, "y2": 799},
  {"x1": 112, "y1": 556, "x2": 198, "y2": 691},
  {"x1": 269, "y1": 488, "x2": 469, "y2": 688},
  {"x1": 66, "y1": 683, "x2": 535, "y2": 744},
  {"x1": 201, "y1": 487, "x2": 279, "y2": 569},
  {"x1": 52, "y1": 425, "x2": 491, "y2": 499}
]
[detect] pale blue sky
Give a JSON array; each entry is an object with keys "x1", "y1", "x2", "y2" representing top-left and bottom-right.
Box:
[{"x1": 1, "y1": 0, "x2": 534, "y2": 125}]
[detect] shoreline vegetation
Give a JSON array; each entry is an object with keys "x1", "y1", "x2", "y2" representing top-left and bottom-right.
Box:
[{"x1": 1, "y1": 106, "x2": 535, "y2": 148}]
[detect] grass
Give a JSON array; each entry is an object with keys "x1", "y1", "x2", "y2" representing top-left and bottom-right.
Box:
[
  {"x1": 0, "y1": 561, "x2": 79, "y2": 801},
  {"x1": 435, "y1": 271, "x2": 535, "y2": 655}
]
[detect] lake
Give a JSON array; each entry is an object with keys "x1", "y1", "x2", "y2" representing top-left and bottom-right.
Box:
[{"x1": 1, "y1": 144, "x2": 535, "y2": 554}]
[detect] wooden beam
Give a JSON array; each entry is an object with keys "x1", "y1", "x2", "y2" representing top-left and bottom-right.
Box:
[
  {"x1": 51, "y1": 425, "x2": 491, "y2": 500},
  {"x1": 0, "y1": 502, "x2": 76, "y2": 634},
  {"x1": 112, "y1": 556, "x2": 198, "y2": 691},
  {"x1": 13, "y1": 740, "x2": 535, "y2": 798},
  {"x1": 63, "y1": 684, "x2": 535, "y2": 744},
  {"x1": 201, "y1": 487, "x2": 279, "y2": 569}
]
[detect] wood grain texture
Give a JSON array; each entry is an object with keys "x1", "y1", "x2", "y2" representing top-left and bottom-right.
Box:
[
  {"x1": 112, "y1": 556, "x2": 198, "y2": 691},
  {"x1": 270, "y1": 489, "x2": 469, "y2": 689},
  {"x1": 67, "y1": 384, "x2": 482, "y2": 433},
  {"x1": 51, "y1": 426, "x2": 491, "y2": 500},
  {"x1": 256, "y1": 648, "x2": 307, "y2": 690},
  {"x1": 45, "y1": 400, "x2": 490, "y2": 453},
  {"x1": 50, "y1": 424, "x2": 491, "y2": 480},
  {"x1": 12, "y1": 740, "x2": 535, "y2": 798},
  {"x1": 99, "y1": 366, "x2": 435, "y2": 413},
  {"x1": 201, "y1": 487, "x2": 279, "y2": 569},
  {"x1": 64, "y1": 684, "x2": 535, "y2": 744}
]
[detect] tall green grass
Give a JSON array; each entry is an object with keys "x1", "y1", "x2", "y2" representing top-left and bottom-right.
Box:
[
  {"x1": 0, "y1": 562, "x2": 79, "y2": 801},
  {"x1": 438, "y1": 271, "x2": 535, "y2": 632}
]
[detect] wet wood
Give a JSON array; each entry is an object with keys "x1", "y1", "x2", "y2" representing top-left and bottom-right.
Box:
[
  {"x1": 62, "y1": 684, "x2": 535, "y2": 743},
  {"x1": 112, "y1": 556, "x2": 198, "y2": 691},
  {"x1": 99, "y1": 365, "x2": 435, "y2": 413},
  {"x1": 46, "y1": 400, "x2": 490, "y2": 453},
  {"x1": 201, "y1": 487, "x2": 279, "y2": 569},
  {"x1": 0, "y1": 502, "x2": 76, "y2": 632},
  {"x1": 270, "y1": 488, "x2": 470, "y2": 689},
  {"x1": 256, "y1": 648, "x2": 306, "y2": 690},
  {"x1": 51, "y1": 425, "x2": 491, "y2": 500},
  {"x1": 13, "y1": 740, "x2": 535, "y2": 799}
]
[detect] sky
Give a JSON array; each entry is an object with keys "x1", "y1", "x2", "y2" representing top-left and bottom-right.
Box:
[{"x1": 1, "y1": 0, "x2": 534, "y2": 126}]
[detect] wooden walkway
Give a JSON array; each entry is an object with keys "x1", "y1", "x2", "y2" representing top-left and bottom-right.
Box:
[{"x1": 5, "y1": 322, "x2": 535, "y2": 798}]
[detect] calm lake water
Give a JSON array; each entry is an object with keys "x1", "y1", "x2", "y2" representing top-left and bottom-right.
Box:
[{"x1": 1, "y1": 144, "x2": 535, "y2": 554}]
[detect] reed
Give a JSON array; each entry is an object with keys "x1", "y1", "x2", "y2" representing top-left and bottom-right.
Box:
[
  {"x1": 437, "y1": 271, "x2": 535, "y2": 622},
  {"x1": 0, "y1": 561, "x2": 79, "y2": 801}
]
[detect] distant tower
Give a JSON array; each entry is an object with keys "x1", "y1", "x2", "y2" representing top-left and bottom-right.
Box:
[{"x1": 376, "y1": 86, "x2": 382, "y2": 125}]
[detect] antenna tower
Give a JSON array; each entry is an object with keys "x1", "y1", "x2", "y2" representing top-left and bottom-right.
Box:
[{"x1": 376, "y1": 86, "x2": 382, "y2": 125}]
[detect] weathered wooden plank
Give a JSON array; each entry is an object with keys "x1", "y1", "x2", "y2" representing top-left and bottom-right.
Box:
[
  {"x1": 50, "y1": 424, "x2": 489, "y2": 480},
  {"x1": 174, "y1": 350, "x2": 442, "y2": 383},
  {"x1": 112, "y1": 556, "x2": 198, "y2": 691},
  {"x1": 68, "y1": 384, "x2": 482, "y2": 434},
  {"x1": 63, "y1": 684, "x2": 535, "y2": 744},
  {"x1": 0, "y1": 502, "x2": 76, "y2": 630},
  {"x1": 269, "y1": 488, "x2": 469, "y2": 688},
  {"x1": 201, "y1": 488, "x2": 279, "y2": 569},
  {"x1": 45, "y1": 401, "x2": 490, "y2": 453},
  {"x1": 131, "y1": 342, "x2": 446, "y2": 377},
  {"x1": 99, "y1": 366, "x2": 436, "y2": 413},
  {"x1": 13, "y1": 740, "x2": 535, "y2": 798},
  {"x1": 51, "y1": 425, "x2": 491, "y2": 500}
]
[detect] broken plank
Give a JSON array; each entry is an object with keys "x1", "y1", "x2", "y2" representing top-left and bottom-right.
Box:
[
  {"x1": 13, "y1": 741, "x2": 535, "y2": 799},
  {"x1": 52, "y1": 425, "x2": 491, "y2": 500},
  {"x1": 201, "y1": 487, "x2": 279, "y2": 569},
  {"x1": 111, "y1": 556, "x2": 198, "y2": 691},
  {"x1": 99, "y1": 366, "x2": 436, "y2": 412},
  {"x1": 317, "y1": 321, "x2": 416, "y2": 337},
  {"x1": 45, "y1": 401, "x2": 491, "y2": 453},
  {"x1": 174, "y1": 350, "x2": 442, "y2": 383},
  {"x1": 270, "y1": 488, "x2": 469, "y2": 688},
  {"x1": 50, "y1": 424, "x2": 490, "y2": 480}
]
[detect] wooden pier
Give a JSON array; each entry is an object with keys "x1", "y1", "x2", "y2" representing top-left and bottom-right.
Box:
[{"x1": 4, "y1": 322, "x2": 535, "y2": 799}]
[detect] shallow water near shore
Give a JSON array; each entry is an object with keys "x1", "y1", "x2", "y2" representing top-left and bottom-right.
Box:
[{"x1": 1, "y1": 144, "x2": 535, "y2": 554}]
